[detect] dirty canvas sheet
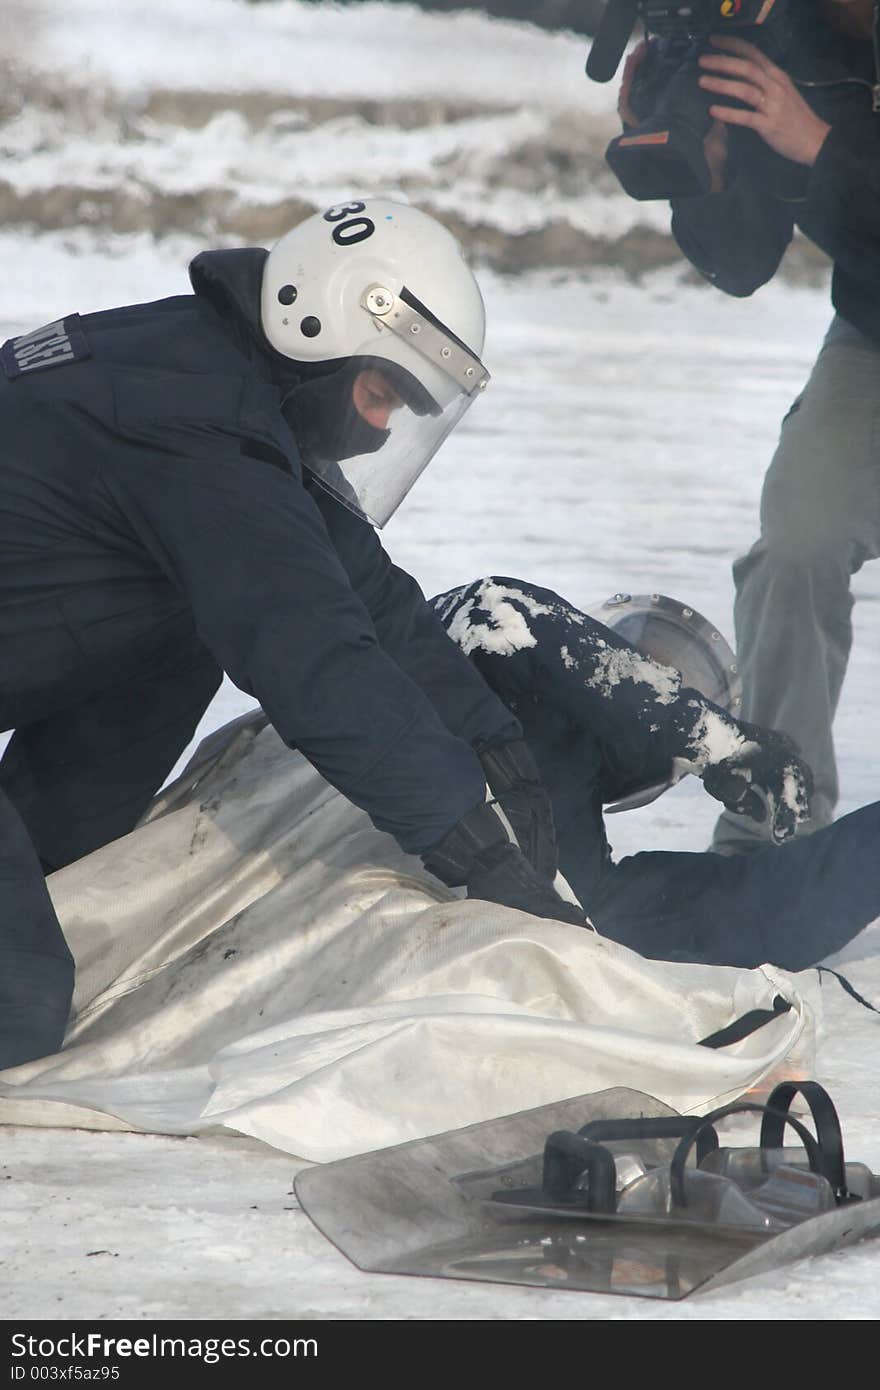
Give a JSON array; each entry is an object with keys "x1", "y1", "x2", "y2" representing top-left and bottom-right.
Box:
[{"x1": 0, "y1": 716, "x2": 818, "y2": 1161}]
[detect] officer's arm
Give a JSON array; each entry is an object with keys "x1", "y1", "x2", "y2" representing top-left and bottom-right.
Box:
[
  {"x1": 670, "y1": 173, "x2": 795, "y2": 296},
  {"x1": 100, "y1": 451, "x2": 489, "y2": 854},
  {"x1": 312, "y1": 487, "x2": 521, "y2": 752}
]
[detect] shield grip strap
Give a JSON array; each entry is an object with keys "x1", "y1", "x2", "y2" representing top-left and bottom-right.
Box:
[
  {"x1": 669, "y1": 1091, "x2": 849, "y2": 1210},
  {"x1": 759, "y1": 1080, "x2": 848, "y2": 1202}
]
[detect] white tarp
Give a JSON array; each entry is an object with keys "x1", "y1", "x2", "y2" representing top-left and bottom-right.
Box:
[{"x1": 0, "y1": 715, "x2": 819, "y2": 1162}]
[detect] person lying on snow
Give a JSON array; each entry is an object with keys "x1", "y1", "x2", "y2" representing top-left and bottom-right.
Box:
[{"x1": 432, "y1": 576, "x2": 880, "y2": 977}]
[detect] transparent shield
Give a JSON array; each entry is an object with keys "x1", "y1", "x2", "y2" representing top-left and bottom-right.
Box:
[
  {"x1": 290, "y1": 351, "x2": 481, "y2": 528},
  {"x1": 310, "y1": 391, "x2": 475, "y2": 527}
]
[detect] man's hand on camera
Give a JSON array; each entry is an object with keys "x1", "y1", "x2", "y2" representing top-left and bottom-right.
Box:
[
  {"x1": 422, "y1": 802, "x2": 587, "y2": 926},
  {"x1": 698, "y1": 35, "x2": 832, "y2": 167}
]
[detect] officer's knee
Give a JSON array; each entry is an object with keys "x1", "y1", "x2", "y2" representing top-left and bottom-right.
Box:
[{"x1": 0, "y1": 949, "x2": 74, "y2": 1070}]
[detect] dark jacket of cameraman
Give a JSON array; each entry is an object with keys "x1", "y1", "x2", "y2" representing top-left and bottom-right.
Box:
[{"x1": 670, "y1": 11, "x2": 880, "y2": 344}]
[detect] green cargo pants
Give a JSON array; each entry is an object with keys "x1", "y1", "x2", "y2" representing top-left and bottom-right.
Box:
[{"x1": 712, "y1": 315, "x2": 880, "y2": 853}]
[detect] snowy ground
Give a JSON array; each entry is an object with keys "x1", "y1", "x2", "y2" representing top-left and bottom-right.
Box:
[{"x1": 1, "y1": 0, "x2": 879, "y2": 1323}]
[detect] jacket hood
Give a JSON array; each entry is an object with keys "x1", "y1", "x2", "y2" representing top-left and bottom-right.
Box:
[
  {"x1": 188, "y1": 248, "x2": 344, "y2": 391},
  {"x1": 189, "y1": 247, "x2": 275, "y2": 365}
]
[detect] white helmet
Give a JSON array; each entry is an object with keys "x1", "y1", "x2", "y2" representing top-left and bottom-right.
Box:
[{"x1": 261, "y1": 199, "x2": 490, "y2": 526}]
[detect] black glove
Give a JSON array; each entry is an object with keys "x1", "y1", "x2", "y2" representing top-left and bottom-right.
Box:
[
  {"x1": 701, "y1": 719, "x2": 814, "y2": 844},
  {"x1": 422, "y1": 801, "x2": 586, "y2": 927},
  {"x1": 478, "y1": 739, "x2": 557, "y2": 881}
]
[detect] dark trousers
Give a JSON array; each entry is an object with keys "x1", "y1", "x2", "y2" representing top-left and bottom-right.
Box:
[
  {"x1": 0, "y1": 638, "x2": 221, "y2": 1069},
  {"x1": 0, "y1": 784, "x2": 73, "y2": 1069},
  {"x1": 582, "y1": 806, "x2": 880, "y2": 971}
]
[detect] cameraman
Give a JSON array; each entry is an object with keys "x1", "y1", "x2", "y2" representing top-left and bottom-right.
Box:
[{"x1": 620, "y1": 0, "x2": 880, "y2": 853}]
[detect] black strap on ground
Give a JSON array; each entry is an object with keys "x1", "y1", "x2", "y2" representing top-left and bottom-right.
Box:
[
  {"x1": 817, "y1": 967, "x2": 880, "y2": 1017},
  {"x1": 697, "y1": 994, "x2": 792, "y2": 1050}
]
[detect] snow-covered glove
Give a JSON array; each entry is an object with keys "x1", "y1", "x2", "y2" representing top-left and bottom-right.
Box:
[
  {"x1": 478, "y1": 739, "x2": 558, "y2": 882},
  {"x1": 422, "y1": 802, "x2": 586, "y2": 926},
  {"x1": 700, "y1": 718, "x2": 814, "y2": 844}
]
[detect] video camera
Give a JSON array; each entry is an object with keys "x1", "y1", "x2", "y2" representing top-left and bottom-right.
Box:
[{"x1": 586, "y1": 1, "x2": 795, "y2": 200}]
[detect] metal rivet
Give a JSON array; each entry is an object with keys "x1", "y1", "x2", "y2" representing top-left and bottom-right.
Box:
[
  {"x1": 277, "y1": 284, "x2": 297, "y2": 306},
  {"x1": 300, "y1": 316, "x2": 321, "y2": 338},
  {"x1": 465, "y1": 366, "x2": 475, "y2": 377},
  {"x1": 410, "y1": 323, "x2": 421, "y2": 334},
  {"x1": 441, "y1": 346, "x2": 451, "y2": 358},
  {"x1": 682, "y1": 608, "x2": 693, "y2": 618},
  {"x1": 711, "y1": 631, "x2": 720, "y2": 641},
  {"x1": 366, "y1": 287, "x2": 393, "y2": 315}
]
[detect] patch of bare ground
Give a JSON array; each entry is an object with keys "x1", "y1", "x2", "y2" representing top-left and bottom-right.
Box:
[{"x1": 0, "y1": 70, "x2": 832, "y2": 285}]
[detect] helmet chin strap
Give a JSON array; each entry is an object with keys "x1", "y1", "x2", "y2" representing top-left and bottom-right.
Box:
[{"x1": 281, "y1": 362, "x2": 390, "y2": 466}]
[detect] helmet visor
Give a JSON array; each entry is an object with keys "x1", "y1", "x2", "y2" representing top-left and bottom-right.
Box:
[
  {"x1": 287, "y1": 339, "x2": 483, "y2": 528},
  {"x1": 288, "y1": 283, "x2": 489, "y2": 527},
  {"x1": 307, "y1": 359, "x2": 478, "y2": 527}
]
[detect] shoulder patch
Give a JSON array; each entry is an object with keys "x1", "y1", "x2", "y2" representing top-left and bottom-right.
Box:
[{"x1": 0, "y1": 314, "x2": 91, "y2": 381}]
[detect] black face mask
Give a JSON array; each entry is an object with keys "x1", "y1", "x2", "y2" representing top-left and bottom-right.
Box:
[{"x1": 281, "y1": 361, "x2": 390, "y2": 466}]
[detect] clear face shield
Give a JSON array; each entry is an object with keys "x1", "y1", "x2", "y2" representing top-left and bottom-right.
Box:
[{"x1": 283, "y1": 286, "x2": 489, "y2": 528}]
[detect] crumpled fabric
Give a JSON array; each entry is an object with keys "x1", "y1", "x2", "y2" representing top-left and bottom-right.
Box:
[{"x1": 0, "y1": 716, "x2": 819, "y2": 1162}]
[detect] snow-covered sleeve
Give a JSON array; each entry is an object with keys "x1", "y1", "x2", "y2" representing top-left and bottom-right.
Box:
[
  {"x1": 430, "y1": 577, "x2": 747, "y2": 794},
  {"x1": 96, "y1": 449, "x2": 490, "y2": 854},
  {"x1": 670, "y1": 172, "x2": 795, "y2": 297},
  {"x1": 311, "y1": 488, "x2": 521, "y2": 751}
]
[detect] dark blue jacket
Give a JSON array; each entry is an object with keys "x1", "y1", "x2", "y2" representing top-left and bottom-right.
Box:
[
  {"x1": 0, "y1": 250, "x2": 519, "y2": 855},
  {"x1": 670, "y1": 11, "x2": 880, "y2": 343}
]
